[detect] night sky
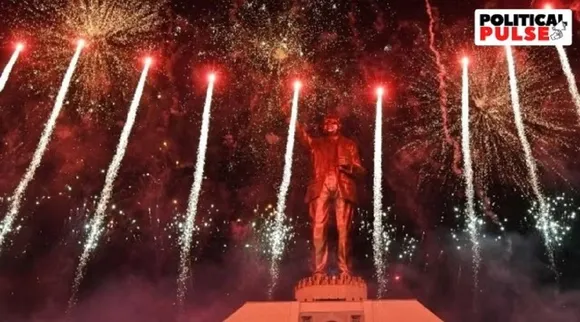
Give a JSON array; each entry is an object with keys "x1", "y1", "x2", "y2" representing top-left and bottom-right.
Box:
[{"x1": 0, "y1": 0, "x2": 580, "y2": 321}]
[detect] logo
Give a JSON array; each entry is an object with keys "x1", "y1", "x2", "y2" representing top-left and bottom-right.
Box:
[{"x1": 475, "y1": 9, "x2": 573, "y2": 46}]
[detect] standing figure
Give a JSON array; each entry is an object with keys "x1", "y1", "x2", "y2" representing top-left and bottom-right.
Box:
[{"x1": 295, "y1": 113, "x2": 366, "y2": 278}]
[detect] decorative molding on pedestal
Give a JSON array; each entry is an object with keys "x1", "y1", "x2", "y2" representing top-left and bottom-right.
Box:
[{"x1": 294, "y1": 275, "x2": 367, "y2": 302}]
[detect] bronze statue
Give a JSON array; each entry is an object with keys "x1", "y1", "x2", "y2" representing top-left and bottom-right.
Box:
[{"x1": 295, "y1": 113, "x2": 366, "y2": 278}]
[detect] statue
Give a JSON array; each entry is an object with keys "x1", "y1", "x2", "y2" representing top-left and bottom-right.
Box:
[{"x1": 295, "y1": 113, "x2": 366, "y2": 278}]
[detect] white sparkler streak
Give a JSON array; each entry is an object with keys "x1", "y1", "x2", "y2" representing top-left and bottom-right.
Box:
[
  {"x1": 268, "y1": 81, "x2": 301, "y2": 296},
  {"x1": 177, "y1": 73, "x2": 216, "y2": 304},
  {"x1": 505, "y1": 46, "x2": 555, "y2": 261},
  {"x1": 69, "y1": 58, "x2": 152, "y2": 307},
  {"x1": 461, "y1": 57, "x2": 481, "y2": 286},
  {"x1": 0, "y1": 44, "x2": 24, "y2": 93},
  {"x1": 555, "y1": 45, "x2": 580, "y2": 119},
  {"x1": 373, "y1": 87, "x2": 387, "y2": 297},
  {"x1": 0, "y1": 41, "x2": 85, "y2": 253}
]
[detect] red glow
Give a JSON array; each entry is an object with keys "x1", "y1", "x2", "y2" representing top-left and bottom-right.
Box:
[
  {"x1": 394, "y1": 275, "x2": 401, "y2": 281},
  {"x1": 293, "y1": 80, "x2": 302, "y2": 90},
  {"x1": 144, "y1": 56, "x2": 153, "y2": 65},
  {"x1": 461, "y1": 56, "x2": 469, "y2": 65},
  {"x1": 16, "y1": 42, "x2": 24, "y2": 51},
  {"x1": 544, "y1": 3, "x2": 553, "y2": 9},
  {"x1": 376, "y1": 87, "x2": 385, "y2": 96},
  {"x1": 77, "y1": 39, "x2": 87, "y2": 47},
  {"x1": 208, "y1": 73, "x2": 216, "y2": 82}
]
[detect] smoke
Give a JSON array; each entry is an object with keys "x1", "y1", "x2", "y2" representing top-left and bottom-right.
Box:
[
  {"x1": 0, "y1": 232, "x2": 297, "y2": 322},
  {"x1": 370, "y1": 231, "x2": 580, "y2": 322},
  {"x1": 0, "y1": 200, "x2": 578, "y2": 322}
]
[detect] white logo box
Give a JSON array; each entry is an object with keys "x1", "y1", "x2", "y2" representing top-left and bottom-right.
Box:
[{"x1": 475, "y1": 9, "x2": 573, "y2": 46}]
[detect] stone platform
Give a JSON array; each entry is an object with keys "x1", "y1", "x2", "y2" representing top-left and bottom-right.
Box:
[{"x1": 225, "y1": 275, "x2": 443, "y2": 322}]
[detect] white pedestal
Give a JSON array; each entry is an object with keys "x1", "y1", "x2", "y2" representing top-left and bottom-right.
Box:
[{"x1": 225, "y1": 276, "x2": 443, "y2": 322}]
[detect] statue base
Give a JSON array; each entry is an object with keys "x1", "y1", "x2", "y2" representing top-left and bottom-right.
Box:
[
  {"x1": 225, "y1": 276, "x2": 442, "y2": 321},
  {"x1": 294, "y1": 274, "x2": 367, "y2": 302}
]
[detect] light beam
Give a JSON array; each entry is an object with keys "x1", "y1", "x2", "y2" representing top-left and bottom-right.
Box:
[
  {"x1": 69, "y1": 57, "x2": 152, "y2": 307},
  {"x1": 373, "y1": 86, "x2": 387, "y2": 297},
  {"x1": 505, "y1": 45, "x2": 555, "y2": 265},
  {"x1": 0, "y1": 41, "x2": 85, "y2": 253},
  {"x1": 0, "y1": 43, "x2": 25, "y2": 92},
  {"x1": 555, "y1": 45, "x2": 580, "y2": 120},
  {"x1": 461, "y1": 56, "x2": 481, "y2": 287},
  {"x1": 268, "y1": 81, "x2": 301, "y2": 296},
  {"x1": 177, "y1": 73, "x2": 216, "y2": 304}
]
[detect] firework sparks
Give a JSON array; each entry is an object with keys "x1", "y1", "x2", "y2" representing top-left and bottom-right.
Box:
[
  {"x1": 461, "y1": 56, "x2": 481, "y2": 287},
  {"x1": 452, "y1": 204, "x2": 496, "y2": 247},
  {"x1": 505, "y1": 45, "x2": 555, "y2": 265},
  {"x1": 359, "y1": 207, "x2": 419, "y2": 280},
  {"x1": 177, "y1": 73, "x2": 216, "y2": 305},
  {"x1": 247, "y1": 204, "x2": 297, "y2": 257},
  {"x1": 0, "y1": 40, "x2": 84, "y2": 254},
  {"x1": 466, "y1": 46, "x2": 574, "y2": 194},
  {"x1": 529, "y1": 194, "x2": 577, "y2": 249},
  {"x1": 401, "y1": 33, "x2": 575, "y2": 203},
  {"x1": 10, "y1": 0, "x2": 166, "y2": 112},
  {"x1": 0, "y1": 43, "x2": 24, "y2": 93},
  {"x1": 268, "y1": 81, "x2": 301, "y2": 296},
  {"x1": 424, "y1": 0, "x2": 461, "y2": 175},
  {"x1": 70, "y1": 57, "x2": 152, "y2": 306},
  {"x1": 373, "y1": 87, "x2": 387, "y2": 297},
  {"x1": 555, "y1": 45, "x2": 580, "y2": 119}
]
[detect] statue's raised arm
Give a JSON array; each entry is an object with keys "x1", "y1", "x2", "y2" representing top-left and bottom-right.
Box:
[{"x1": 295, "y1": 122, "x2": 313, "y2": 149}]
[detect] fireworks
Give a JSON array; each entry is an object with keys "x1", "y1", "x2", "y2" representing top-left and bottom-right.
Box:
[
  {"x1": 504, "y1": 45, "x2": 545, "y2": 206},
  {"x1": 469, "y1": 47, "x2": 574, "y2": 193},
  {"x1": 238, "y1": 204, "x2": 298, "y2": 265},
  {"x1": 0, "y1": 41, "x2": 84, "y2": 255},
  {"x1": 216, "y1": 0, "x2": 387, "y2": 138},
  {"x1": 452, "y1": 204, "x2": 495, "y2": 247},
  {"x1": 505, "y1": 45, "x2": 555, "y2": 266},
  {"x1": 461, "y1": 55, "x2": 481, "y2": 287},
  {"x1": 0, "y1": 2, "x2": 579, "y2": 315},
  {"x1": 395, "y1": 25, "x2": 577, "y2": 279},
  {"x1": 268, "y1": 81, "x2": 301, "y2": 296},
  {"x1": 359, "y1": 207, "x2": 419, "y2": 269},
  {"x1": 177, "y1": 74, "x2": 216, "y2": 304},
  {"x1": 218, "y1": 0, "x2": 307, "y2": 129},
  {"x1": 528, "y1": 194, "x2": 577, "y2": 250},
  {"x1": 424, "y1": 0, "x2": 462, "y2": 176},
  {"x1": 373, "y1": 87, "x2": 387, "y2": 297},
  {"x1": 0, "y1": 43, "x2": 24, "y2": 93},
  {"x1": 451, "y1": 194, "x2": 576, "y2": 254},
  {"x1": 401, "y1": 37, "x2": 576, "y2": 201},
  {"x1": 9, "y1": 0, "x2": 166, "y2": 113},
  {"x1": 555, "y1": 45, "x2": 580, "y2": 119},
  {"x1": 70, "y1": 58, "x2": 152, "y2": 306}
]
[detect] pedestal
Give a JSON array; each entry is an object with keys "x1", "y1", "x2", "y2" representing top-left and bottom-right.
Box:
[
  {"x1": 294, "y1": 275, "x2": 367, "y2": 302},
  {"x1": 224, "y1": 275, "x2": 443, "y2": 322}
]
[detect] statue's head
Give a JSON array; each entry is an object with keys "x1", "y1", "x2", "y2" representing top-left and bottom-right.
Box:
[{"x1": 322, "y1": 113, "x2": 340, "y2": 136}]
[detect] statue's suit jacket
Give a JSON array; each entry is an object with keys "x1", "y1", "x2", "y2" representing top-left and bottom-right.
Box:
[{"x1": 296, "y1": 125, "x2": 366, "y2": 204}]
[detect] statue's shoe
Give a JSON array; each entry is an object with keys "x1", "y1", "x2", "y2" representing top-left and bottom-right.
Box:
[
  {"x1": 313, "y1": 272, "x2": 329, "y2": 285},
  {"x1": 339, "y1": 272, "x2": 352, "y2": 282},
  {"x1": 295, "y1": 274, "x2": 368, "y2": 301}
]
